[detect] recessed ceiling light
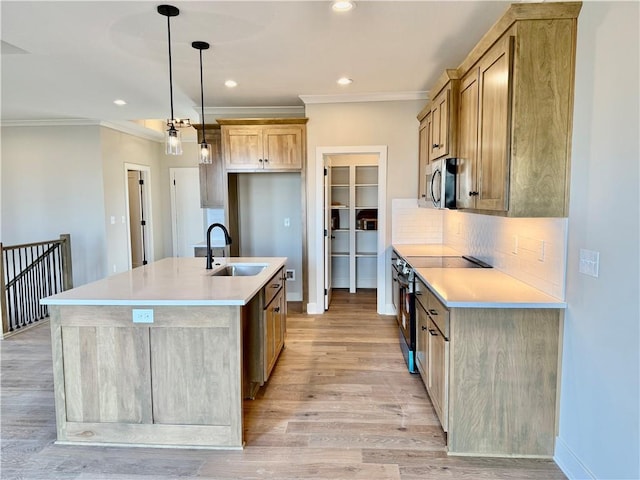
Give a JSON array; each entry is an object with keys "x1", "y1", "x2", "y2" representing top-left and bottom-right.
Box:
[
  {"x1": 337, "y1": 77, "x2": 353, "y2": 86},
  {"x1": 113, "y1": 99, "x2": 127, "y2": 106},
  {"x1": 225, "y1": 80, "x2": 238, "y2": 88},
  {"x1": 332, "y1": 1, "x2": 355, "y2": 12}
]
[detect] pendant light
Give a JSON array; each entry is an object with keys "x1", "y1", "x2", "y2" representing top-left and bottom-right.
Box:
[
  {"x1": 157, "y1": 4, "x2": 182, "y2": 155},
  {"x1": 192, "y1": 41, "x2": 212, "y2": 164}
]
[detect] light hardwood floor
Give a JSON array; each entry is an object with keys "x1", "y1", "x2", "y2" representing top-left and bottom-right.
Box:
[{"x1": 1, "y1": 290, "x2": 566, "y2": 479}]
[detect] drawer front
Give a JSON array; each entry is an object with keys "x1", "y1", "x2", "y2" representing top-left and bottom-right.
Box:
[
  {"x1": 426, "y1": 288, "x2": 449, "y2": 339},
  {"x1": 264, "y1": 268, "x2": 285, "y2": 308},
  {"x1": 414, "y1": 277, "x2": 428, "y2": 311}
]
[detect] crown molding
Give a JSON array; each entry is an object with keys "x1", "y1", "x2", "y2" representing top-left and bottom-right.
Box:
[
  {"x1": 0, "y1": 118, "x2": 100, "y2": 127},
  {"x1": 299, "y1": 91, "x2": 428, "y2": 105},
  {"x1": 100, "y1": 120, "x2": 164, "y2": 141},
  {"x1": 203, "y1": 106, "x2": 305, "y2": 118}
]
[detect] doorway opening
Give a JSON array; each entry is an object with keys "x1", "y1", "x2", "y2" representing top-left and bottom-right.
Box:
[
  {"x1": 124, "y1": 163, "x2": 153, "y2": 269},
  {"x1": 316, "y1": 146, "x2": 387, "y2": 314}
]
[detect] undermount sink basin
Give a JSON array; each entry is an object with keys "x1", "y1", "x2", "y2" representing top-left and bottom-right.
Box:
[{"x1": 211, "y1": 264, "x2": 268, "y2": 277}]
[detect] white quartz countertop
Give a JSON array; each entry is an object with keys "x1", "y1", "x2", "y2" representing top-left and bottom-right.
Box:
[
  {"x1": 392, "y1": 243, "x2": 565, "y2": 309},
  {"x1": 41, "y1": 257, "x2": 287, "y2": 307},
  {"x1": 393, "y1": 244, "x2": 461, "y2": 257},
  {"x1": 415, "y1": 268, "x2": 566, "y2": 308}
]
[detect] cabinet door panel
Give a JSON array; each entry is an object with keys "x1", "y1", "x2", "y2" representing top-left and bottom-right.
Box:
[
  {"x1": 418, "y1": 115, "x2": 431, "y2": 203},
  {"x1": 62, "y1": 326, "x2": 152, "y2": 424},
  {"x1": 199, "y1": 129, "x2": 224, "y2": 207},
  {"x1": 415, "y1": 299, "x2": 429, "y2": 383},
  {"x1": 263, "y1": 127, "x2": 303, "y2": 170},
  {"x1": 151, "y1": 327, "x2": 232, "y2": 425},
  {"x1": 428, "y1": 318, "x2": 449, "y2": 432},
  {"x1": 457, "y1": 69, "x2": 479, "y2": 209},
  {"x1": 477, "y1": 36, "x2": 513, "y2": 212},
  {"x1": 224, "y1": 127, "x2": 263, "y2": 170}
]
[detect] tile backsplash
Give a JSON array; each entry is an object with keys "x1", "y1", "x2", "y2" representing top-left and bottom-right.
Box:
[
  {"x1": 392, "y1": 199, "x2": 444, "y2": 244},
  {"x1": 391, "y1": 200, "x2": 568, "y2": 299}
]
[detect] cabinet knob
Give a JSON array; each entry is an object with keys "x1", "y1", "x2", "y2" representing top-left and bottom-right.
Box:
[
  {"x1": 415, "y1": 291, "x2": 423, "y2": 296},
  {"x1": 429, "y1": 309, "x2": 438, "y2": 316},
  {"x1": 272, "y1": 283, "x2": 281, "y2": 289},
  {"x1": 469, "y1": 191, "x2": 479, "y2": 196},
  {"x1": 421, "y1": 325, "x2": 428, "y2": 331},
  {"x1": 432, "y1": 143, "x2": 440, "y2": 148},
  {"x1": 264, "y1": 158, "x2": 269, "y2": 163},
  {"x1": 429, "y1": 329, "x2": 438, "y2": 336},
  {"x1": 274, "y1": 307, "x2": 280, "y2": 313},
  {"x1": 258, "y1": 158, "x2": 263, "y2": 163}
]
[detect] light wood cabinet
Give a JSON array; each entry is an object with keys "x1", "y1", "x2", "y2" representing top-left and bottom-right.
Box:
[
  {"x1": 245, "y1": 266, "x2": 287, "y2": 397},
  {"x1": 417, "y1": 70, "x2": 459, "y2": 164},
  {"x1": 457, "y1": 33, "x2": 513, "y2": 212},
  {"x1": 417, "y1": 112, "x2": 431, "y2": 205},
  {"x1": 195, "y1": 125, "x2": 225, "y2": 208},
  {"x1": 413, "y1": 276, "x2": 561, "y2": 457},
  {"x1": 50, "y1": 304, "x2": 244, "y2": 448},
  {"x1": 455, "y1": 3, "x2": 581, "y2": 216},
  {"x1": 218, "y1": 119, "x2": 307, "y2": 172}
]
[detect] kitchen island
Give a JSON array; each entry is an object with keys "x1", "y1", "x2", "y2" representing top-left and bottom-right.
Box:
[{"x1": 41, "y1": 257, "x2": 287, "y2": 449}]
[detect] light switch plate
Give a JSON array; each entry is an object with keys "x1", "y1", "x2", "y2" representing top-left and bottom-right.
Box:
[
  {"x1": 579, "y1": 249, "x2": 599, "y2": 278},
  {"x1": 132, "y1": 308, "x2": 154, "y2": 323}
]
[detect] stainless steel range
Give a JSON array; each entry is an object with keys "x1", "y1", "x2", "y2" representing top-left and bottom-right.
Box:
[{"x1": 391, "y1": 252, "x2": 491, "y2": 373}]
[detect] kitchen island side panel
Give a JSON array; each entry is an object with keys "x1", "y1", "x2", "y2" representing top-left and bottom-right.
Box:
[
  {"x1": 447, "y1": 308, "x2": 560, "y2": 457},
  {"x1": 50, "y1": 304, "x2": 243, "y2": 448}
]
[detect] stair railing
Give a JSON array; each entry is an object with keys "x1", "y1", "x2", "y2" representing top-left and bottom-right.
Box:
[{"x1": 1, "y1": 234, "x2": 73, "y2": 337}]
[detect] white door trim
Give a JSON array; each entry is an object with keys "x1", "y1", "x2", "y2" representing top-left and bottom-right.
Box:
[{"x1": 314, "y1": 145, "x2": 388, "y2": 315}]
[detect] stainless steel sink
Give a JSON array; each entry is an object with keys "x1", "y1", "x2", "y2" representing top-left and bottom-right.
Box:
[{"x1": 211, "y1": 264, "x2": 267, "y2": 277}]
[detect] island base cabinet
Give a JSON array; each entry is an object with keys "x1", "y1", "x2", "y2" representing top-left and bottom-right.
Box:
[
  {"x1": 447, "y1": 308, "x2": 560, "y2": 457},
  {"x1": 50, "y1": 305, "x2": 243, "y2": 449},
  {"x1": 243, "y1": 267, "x2": 286, "y2": 399}
]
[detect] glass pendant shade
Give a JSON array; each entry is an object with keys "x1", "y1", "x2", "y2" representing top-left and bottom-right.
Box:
[
  {"x1": 166, "y1": 125, "x2": 182, "y2": 155},
  {"x1": 199, "y1": 141, "x2": 212, "y2": 164}
]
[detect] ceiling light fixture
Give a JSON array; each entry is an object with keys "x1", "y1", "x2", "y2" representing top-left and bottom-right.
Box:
[
  {"x1": 332, "y1": 1, "x2": 355, "y2": 12},
  {"x1": 337, "y1": 77, "x2": 353, "y2": 85},
  {"x1": 113, "y1": 99, "x2": 127, "y2": 106},
  {"x1": 192, "y1": 41, "x2": 212, "y2": 164},
  {"x1": 225, "y1": 80, "x2": 238, "y2": 88},
  {"x1": 158, "y1": 4, "x2": 182, "y2": 155}
]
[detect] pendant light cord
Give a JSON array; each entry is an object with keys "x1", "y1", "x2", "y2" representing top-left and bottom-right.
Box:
[
  {"x1": 166, "y1": 14, "x2": 175, "y2": 124},
  {"x1": 199, "y1": 48, "x2": 206, "y2": 144}
]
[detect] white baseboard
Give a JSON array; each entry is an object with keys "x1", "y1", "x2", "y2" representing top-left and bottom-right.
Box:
[
  {"x1": 554, "y1": 436, "x2": 596, "y2": 480},
  {"x1": 305, "y1": 302, "x2": 324, "y2": 314},
  {"x1": 381, "y1": 303, "x2": 397, "y2": 316}
]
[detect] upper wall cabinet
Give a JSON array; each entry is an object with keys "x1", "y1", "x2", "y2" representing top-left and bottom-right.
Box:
[
  {"x1": 194, "y1": 124, "x2": 224, "y2": 208},
  {"x1": 217, "y1": 118, "x2": 308, "y2": 172},
  {"x1": 417, "y1": 70, "x2": 460, "y2": 163},
  {"x1": 455, "y1": 2, "x2": 582, "y2": 217}
]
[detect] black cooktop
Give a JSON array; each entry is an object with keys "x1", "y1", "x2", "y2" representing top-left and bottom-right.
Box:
[{"x1": 404, "y1": 255, "x2": 492, "y2": 269}]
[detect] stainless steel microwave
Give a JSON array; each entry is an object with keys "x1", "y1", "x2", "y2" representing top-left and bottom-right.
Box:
[{"x1": 426, "y1": 158, "x2": 457, "y2": 209}]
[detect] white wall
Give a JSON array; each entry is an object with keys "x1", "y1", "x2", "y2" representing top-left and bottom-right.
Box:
[
  {"x1": 1, "y1": 125, "x2": 106, "y2": 285},
  {"x1": 237, "y1": 173, "x2": 303, "y2": 301},
  {"x1": 1, "y1": 124, "x2": 170, "y2": 287},
  {"x1": 305, "y1": 100, "x2": 423, "y2": 312},
  {"x1": 555, "y1": 3, "x2": 640, "y2": 479},
  {"x1": 100, "y1": 127, "x2": 165, "y2": 274}
]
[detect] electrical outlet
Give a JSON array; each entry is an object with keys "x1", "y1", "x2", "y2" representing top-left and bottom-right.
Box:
[
  {"x1": 284, "y1": 217, "x2": 290, "y2": 227},
  {"x1": 132, "y1": 308, "x2": 154, "y2": 323},
  {"x1": 286, "y1": 269, "x2": 295, "y2": 281}
]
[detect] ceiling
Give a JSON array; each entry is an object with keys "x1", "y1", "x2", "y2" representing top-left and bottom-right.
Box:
[{"x1": 1, "y1": 1, "x2": 511, "y2": 125}]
